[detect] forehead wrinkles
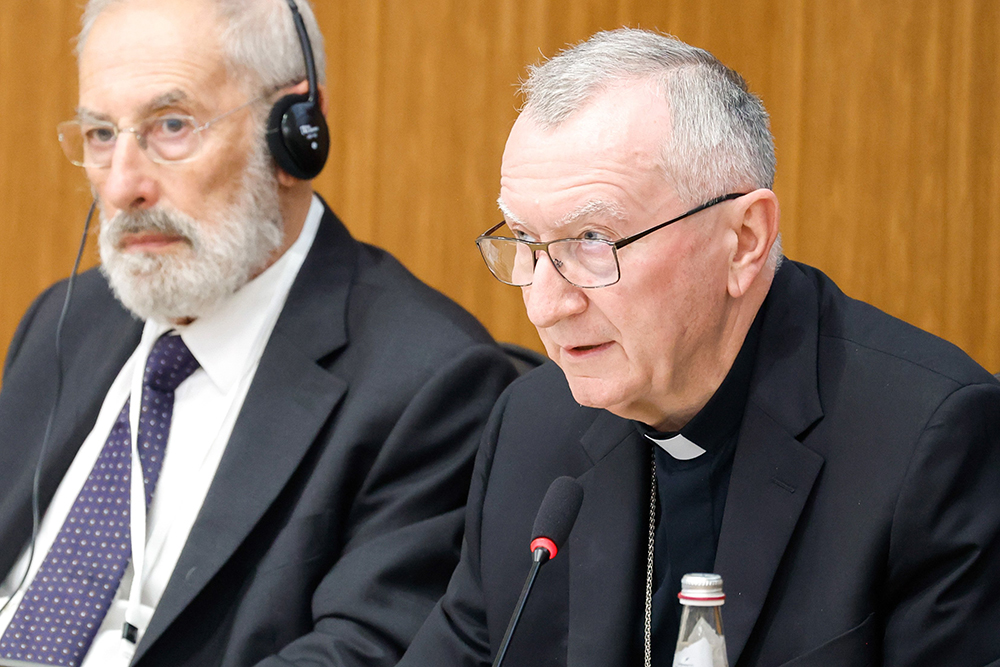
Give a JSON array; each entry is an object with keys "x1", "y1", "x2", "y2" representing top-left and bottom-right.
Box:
[{"x1": 500, "y1": 110, "x2": 673, "y2": 234}]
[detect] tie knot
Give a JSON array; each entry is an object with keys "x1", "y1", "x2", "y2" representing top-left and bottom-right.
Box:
[{"x1": 143, "y1": 333, "x2": 200, "y2": 392}]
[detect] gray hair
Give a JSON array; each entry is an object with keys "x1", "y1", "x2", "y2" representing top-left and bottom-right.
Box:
[
  {"x1": 521, "y1": 28, "x2": 775, "y2": 207},
  {"x1": 76, "y1": 0, "x2": 326, "y2": 94}
]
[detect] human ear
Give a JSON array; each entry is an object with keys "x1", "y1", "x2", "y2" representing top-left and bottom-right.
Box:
[{"x1": 728, "y1": 189, "x2": 780, "y2": 298}]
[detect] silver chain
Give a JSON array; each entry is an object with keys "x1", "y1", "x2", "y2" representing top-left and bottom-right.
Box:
[{"x1": 644, "y1": 448, "x2": 657, "y2": 667}]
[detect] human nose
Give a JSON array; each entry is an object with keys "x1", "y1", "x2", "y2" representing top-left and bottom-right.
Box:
[
  {"x1": 522, "y1": 250, "x2": 588, "y2": 329},
  {"x1": 92, "y1": 130, "x2": 160, "y2": 211}
]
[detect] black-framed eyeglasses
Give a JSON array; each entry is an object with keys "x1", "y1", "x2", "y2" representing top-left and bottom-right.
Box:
[
  {"x1": 475, "y1": 192, "x2": 747, "y2": 288},
  {"x1": 56, "y1": 94, "x2": 268, "y2": 168}
]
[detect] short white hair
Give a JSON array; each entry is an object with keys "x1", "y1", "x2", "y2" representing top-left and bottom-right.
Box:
[
  {"x1": 77, "y1": 0, "x2": 326, "y2": 94},
  {"x1": 521, "y1": 28, "x2": 775, "y2": 205},
  {"x1": 520, "y1": 28, "x2": 781, "y2": 266}
]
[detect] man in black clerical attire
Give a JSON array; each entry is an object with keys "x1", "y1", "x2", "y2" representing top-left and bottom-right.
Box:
[{"x1": 398, "y1": 28, "x2": 1000, "y2": 666}]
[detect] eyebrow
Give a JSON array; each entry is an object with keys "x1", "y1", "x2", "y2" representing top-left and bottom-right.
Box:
[
  {"x1": 496, "y1": 198, "x2": 526, "y2": 227},
  {"x1": 497, "y1": 197, "x2": 627, "y2": 234},
  {"x1": 76, "y1": 89, "x2": 191, "y2": 124}
]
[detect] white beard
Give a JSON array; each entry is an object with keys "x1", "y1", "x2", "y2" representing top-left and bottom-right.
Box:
[{"x1": 98, "y1": 139, "x2": 283, "y2": 322}]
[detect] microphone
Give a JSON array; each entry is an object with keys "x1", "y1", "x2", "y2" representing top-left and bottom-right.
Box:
[{"x1": 492, "y1": 476, "x2": 584, "y2": 667}]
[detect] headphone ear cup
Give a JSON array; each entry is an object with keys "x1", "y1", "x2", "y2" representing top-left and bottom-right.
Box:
[{"x1": 266, "y1": 92, "x2": 330, "y2": 180}]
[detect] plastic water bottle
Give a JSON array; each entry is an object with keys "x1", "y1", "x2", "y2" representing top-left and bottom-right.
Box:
[{"x1": 671, "y1": 573, "x2": 729, "y2": 667}]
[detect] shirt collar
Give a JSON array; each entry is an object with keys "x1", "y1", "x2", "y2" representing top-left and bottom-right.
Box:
[
  {"x1": 645, "y1": 433, "x2": 706, "y2": 461},
  {"x1": 142, "y1": 195, "x2": 324, "y2": 393}
]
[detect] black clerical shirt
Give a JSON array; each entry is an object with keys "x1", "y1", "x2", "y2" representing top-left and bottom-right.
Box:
[{"x1": 634, "y1": 308, "x2": 764, "y2": 658}]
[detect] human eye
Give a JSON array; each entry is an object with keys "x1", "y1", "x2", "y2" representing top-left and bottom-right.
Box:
[
  {"x1": 579, "y1": 229, "x2": 613, "y2": 243},
  {"x1": 512, "y1": 228, "x2": 538, "y2": 242},
  {"x1": 81, "y1": 123, "x2": 116, "y2": 146},
  {"x1": 155, "y1": 115, "x2": 195, "y2": 137}
]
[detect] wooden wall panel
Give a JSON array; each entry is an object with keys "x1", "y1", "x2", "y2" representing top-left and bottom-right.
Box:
[
  {"x1": 0, "y1": 1, "x2": 98, "y2": 372},
  {"x1": 2, "y1": 0, "x2": 999, "y2": 379}
]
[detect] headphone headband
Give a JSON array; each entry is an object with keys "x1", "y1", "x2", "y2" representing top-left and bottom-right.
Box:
[
  {"x1": 285, "y1": 0, "x2": 319, "y2": 104},
  {"x1": 265, "y1": 0, "x2": 329, "y2": 180}
]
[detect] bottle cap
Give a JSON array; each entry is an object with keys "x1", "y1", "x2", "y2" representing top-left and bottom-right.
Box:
[{"x1": 678, "y1": 572, "x2": 725, "y2": 606}]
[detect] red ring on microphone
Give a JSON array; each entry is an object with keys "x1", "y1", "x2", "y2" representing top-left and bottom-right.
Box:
[{"x1": 530, "y1": 537, "x2": 558, "y2": 559}]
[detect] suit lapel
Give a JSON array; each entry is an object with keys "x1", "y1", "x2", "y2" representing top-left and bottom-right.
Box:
[
  {"x1": 714, "y1": 405, "x2": 824, "y2": 663},
  {"x1": 563, "y1": 403, "x2": 824, "y2": 667},
  {"x1": 135, "y1": 203, "x2": 358, "y2": 660},
  {"x1": 567, "y1": 411, "x2": 649, "y2": 665},
  {"x1": 715, "y1": 263, "x2": 827, "y2": 664}
]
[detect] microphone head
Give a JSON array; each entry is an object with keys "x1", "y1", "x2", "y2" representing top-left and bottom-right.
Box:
[{"x1": 530, "y1": 476, "x2": 584, "y2": 559}]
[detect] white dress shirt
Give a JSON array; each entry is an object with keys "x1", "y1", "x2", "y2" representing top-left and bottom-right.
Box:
[{"x1": 0, "y1": 195, "x2": 324, "y2": 667}]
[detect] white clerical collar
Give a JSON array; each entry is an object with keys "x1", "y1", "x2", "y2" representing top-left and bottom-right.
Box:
[{"x1": 645, "y1": 433, "x2": 707, "y2": 461}]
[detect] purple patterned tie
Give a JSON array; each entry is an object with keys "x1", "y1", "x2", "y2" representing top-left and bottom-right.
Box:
[{"x1": 0, "y1": 333, "x2": 199, "y2": 666}]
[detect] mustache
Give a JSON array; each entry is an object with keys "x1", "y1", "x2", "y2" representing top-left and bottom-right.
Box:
[{"x1": 101, "y1": 208, "x2": 198, "y2": 247}]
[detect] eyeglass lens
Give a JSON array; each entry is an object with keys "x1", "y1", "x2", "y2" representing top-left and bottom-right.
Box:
[
  {"x1": 477, "y1": 237, "x2": 620, "y2": 288},
  {"x1": 58, "y1": 116, "x2": 202, "y2": 167}
]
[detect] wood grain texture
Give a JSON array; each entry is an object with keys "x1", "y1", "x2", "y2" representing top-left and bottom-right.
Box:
[{"x1": 2, "y1": 0, "x2": 998, "y2": 378}]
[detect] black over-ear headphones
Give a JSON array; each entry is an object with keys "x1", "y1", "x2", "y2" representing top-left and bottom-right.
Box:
[{"x1": 266, "y1": 0, "x2": 330, "y2": 180}]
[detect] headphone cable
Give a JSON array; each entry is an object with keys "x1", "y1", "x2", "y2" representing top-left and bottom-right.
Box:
[{"x1": 0, "y1": 200, "x2": 96, "y2": 617}]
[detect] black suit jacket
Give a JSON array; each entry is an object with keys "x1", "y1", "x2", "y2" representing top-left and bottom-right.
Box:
[
  {"x1": 400, "y1": 260, "x2": 1000, "y2": 666},
  {"x1": 0, "y1": 202, "x2": 517, "y2": 666}
]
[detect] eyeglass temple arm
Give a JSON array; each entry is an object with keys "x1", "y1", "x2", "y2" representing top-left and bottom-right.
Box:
[
  {"x1": 612, "y1": 192, "x2": 747, "y2": 250},
  {"x1": 478, "y1": 191, "x2": 747, "y2": 256},
  {"x1": 200, "y1": 94, "x2": 270, "y2": 131}
]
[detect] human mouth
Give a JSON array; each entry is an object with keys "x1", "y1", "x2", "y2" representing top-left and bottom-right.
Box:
[
  {"x1": 102, "y1": 206, "x2": 198, "y2": 256},
  {"x1": 119, "y1": 232, "x2": 190, "y2": 253},
  {"x1": 563, "y1": 341, "x2": 613, "y2": 358}
]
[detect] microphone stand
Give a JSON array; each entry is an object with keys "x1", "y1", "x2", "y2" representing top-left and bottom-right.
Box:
[{"x1": 491, "y1": 546, "x2": 550, "y2": 667}]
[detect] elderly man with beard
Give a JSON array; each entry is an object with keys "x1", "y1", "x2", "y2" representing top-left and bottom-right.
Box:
[
  {"x1": 0, "y1": 1, "x2": 515, "y2": 666},
  {"x1": 398, "y1": 29, "x2": 1000, "y2": 667}
]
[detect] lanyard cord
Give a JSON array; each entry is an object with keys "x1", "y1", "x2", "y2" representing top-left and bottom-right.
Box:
[{"x1": 122, "y1": 351, "x2": 150, "y2": 649}]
